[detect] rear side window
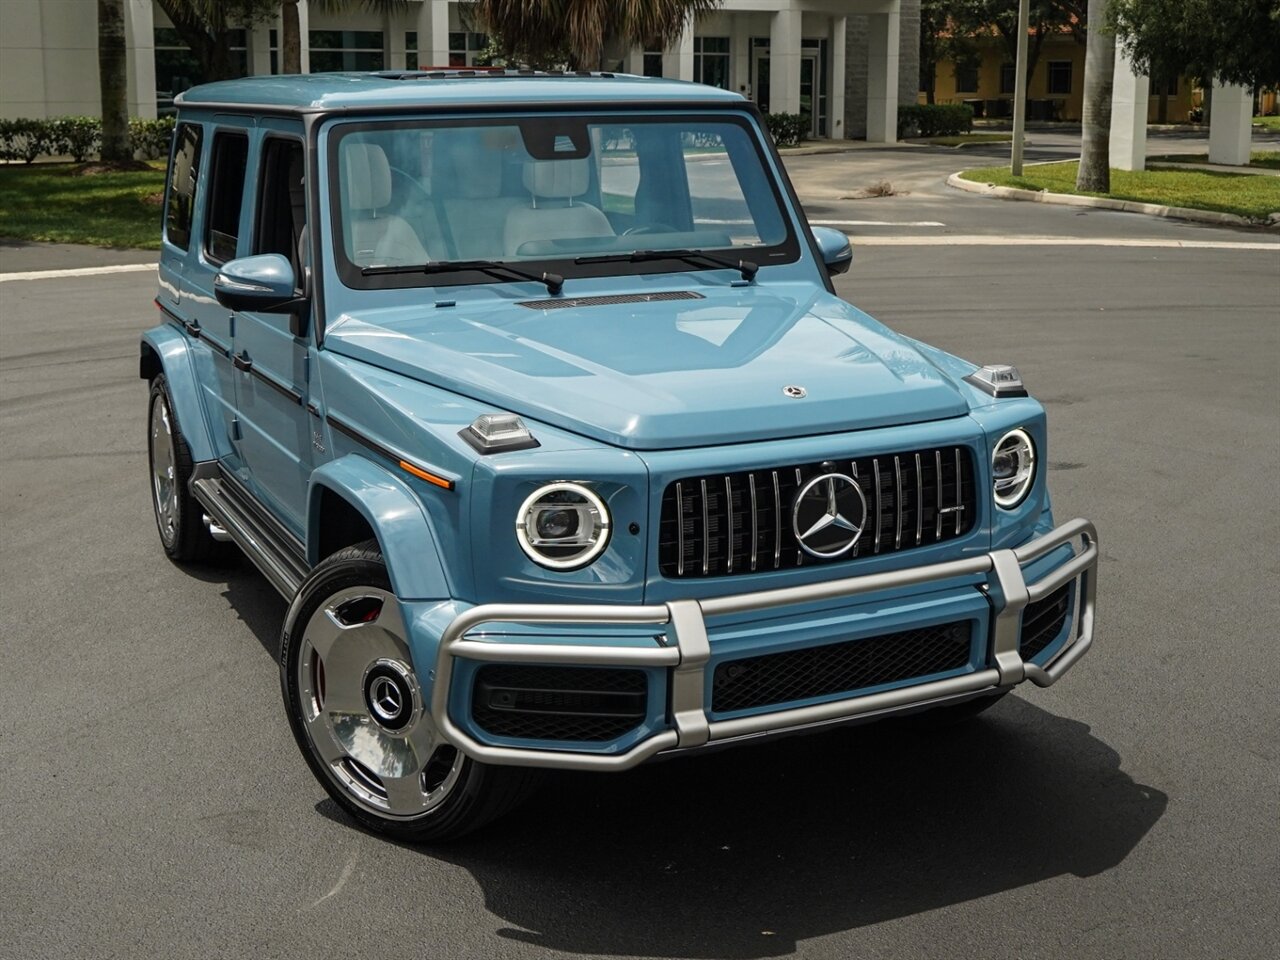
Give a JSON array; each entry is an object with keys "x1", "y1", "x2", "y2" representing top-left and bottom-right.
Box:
[
  {"x1": 204, "y1": 132, "x2": 250, "y2": 265},
  {"x1": 165, "y1": 122, "x2": 203, "y2": 250}
]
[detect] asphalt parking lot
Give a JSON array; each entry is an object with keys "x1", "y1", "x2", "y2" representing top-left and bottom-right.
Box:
[{"x1": 1, "y1": 142, "x2": 1278, "y2": 959}]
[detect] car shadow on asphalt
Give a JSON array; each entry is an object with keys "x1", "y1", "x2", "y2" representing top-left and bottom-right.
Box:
[{"x1": 323, "y1": 695, "x2": 1166, "y2": 958}]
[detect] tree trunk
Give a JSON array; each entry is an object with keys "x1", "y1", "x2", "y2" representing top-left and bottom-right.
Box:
[
  {"x1": 1076, "y1": 0, "x2": 1115, "y2": 192},
  {"x1": 98, "y1": 0, "x2": 131, "y2": 163},
  {"x1": 282, "y1": 1, "x2": 301, "y2": 74},
  {"x1": 1157, "y1": 90, "x2": 1168, "y2": 124}
]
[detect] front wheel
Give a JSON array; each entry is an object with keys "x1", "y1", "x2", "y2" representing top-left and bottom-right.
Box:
[{"x1": 280, "y1": 540, "x2": 539, "y2": 842}]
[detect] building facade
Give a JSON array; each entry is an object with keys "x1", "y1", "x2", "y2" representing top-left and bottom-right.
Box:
[{"x1": 1, "y1": 0, "x2": 921, "y2": 142}]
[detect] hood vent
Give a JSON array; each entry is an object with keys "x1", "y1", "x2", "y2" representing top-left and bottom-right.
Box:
[{"x1": 518, "y1": 290, "x2": 704, "y2": 310}]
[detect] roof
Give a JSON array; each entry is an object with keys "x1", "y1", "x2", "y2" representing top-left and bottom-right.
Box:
[{"x1": 176, "y1": 70, "x2": 746, "y2": 113}]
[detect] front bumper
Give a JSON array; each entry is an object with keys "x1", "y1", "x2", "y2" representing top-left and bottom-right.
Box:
[{"x1": 429, "y1": 518, "x2": 1098, "y2": 771}]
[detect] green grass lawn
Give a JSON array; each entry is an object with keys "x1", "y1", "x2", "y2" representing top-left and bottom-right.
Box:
[
  {"x1": 960, "y1": 160, "x2": 1280, "y2": 219},
  {"x1": 1253, "y1": 115, "x2": 1280, "y2": 132},
  {"x1": 1147, "y1": 151, "x2": 1280, "y2": 171},
  {"x1": 0, "y1": 161, "x2": 166, "y2": 249}
]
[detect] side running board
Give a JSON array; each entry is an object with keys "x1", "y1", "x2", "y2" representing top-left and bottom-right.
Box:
[{"x1": 191, "y1": 471, "x2": 309, "y2": 598}]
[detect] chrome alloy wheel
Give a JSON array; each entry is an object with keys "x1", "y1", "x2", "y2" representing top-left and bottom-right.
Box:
[
  {"x1": 296, "y1": 586, "x2": 463, "y2": 818},
  {"x1": 149, "y1": 393, "x2": 179, "y2": 548}
]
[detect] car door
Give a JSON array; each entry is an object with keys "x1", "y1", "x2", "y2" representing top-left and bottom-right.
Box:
[
  {"x1": 180, "y1": 117, "x2": 254, "y2": 473},
  {"x1": 231, "y1": 126, "x2": 314, "y2": 538}
]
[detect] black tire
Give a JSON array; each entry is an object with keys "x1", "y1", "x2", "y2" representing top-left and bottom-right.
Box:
[
  {"x1": 903, "y1": 690, "x2": 1010, "y2": 729},
  {"x1": 147, "y1": 375, "x2": 237, "y2": 564},
  {"x1": 280, "y1": 540, "x2": 541, "y2": 843}
]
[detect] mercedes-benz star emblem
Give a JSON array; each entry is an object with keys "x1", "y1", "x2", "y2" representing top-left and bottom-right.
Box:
[
  {"x1": 791, "y1": 472, "x2": 867, "y2": 558},
  {"x1": 783, "y1": 385, "x2": 807, "y2": 399},
  {"x1": 370, "y1": 677, "x2": 404, "y2": 722}
]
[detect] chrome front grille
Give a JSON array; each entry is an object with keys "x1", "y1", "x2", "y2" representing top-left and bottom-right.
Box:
[{"x1": 657, "y1": 445, "x2": 976, "y2": 579}]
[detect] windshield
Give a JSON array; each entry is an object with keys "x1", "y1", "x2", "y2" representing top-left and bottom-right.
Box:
[{"x1": 328, "y1": 114, "x2": 799, "y2": 288}]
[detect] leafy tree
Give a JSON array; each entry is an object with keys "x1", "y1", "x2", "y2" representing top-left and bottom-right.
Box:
[
  {"x1": 98, "y1": 0, "x2": 130, "y2": 163},
  {"x1": 154, "y1": 1, "x2": 277, "y2": 83},
  {"x1": 1076, "y1": 0, "x2": 1114, "y2": 191},
  {"x1": 920, "y1": 1, "x2": 978, "y2": 104},
  {"x1": 1111, "y1": 0, "x2": 1280, "y2": 92},
  {"x1": 472, "y1": 0, "x2": 722, "y2": 71}
]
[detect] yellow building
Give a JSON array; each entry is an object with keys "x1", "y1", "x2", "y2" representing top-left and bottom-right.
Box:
[{"x1": 924, "y1": 31, "x2": 1197, "y2": 123}]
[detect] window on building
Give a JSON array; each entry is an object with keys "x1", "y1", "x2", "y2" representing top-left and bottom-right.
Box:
[
  {"x1": 1153, "y1": 74, "x2": 1178, "y2": 97},
  {"x1": 643, "y1": 51, "x2": 663, "y2": 77},
  {"x1": 448, "y1": 31, "x2": 490, "y2": 67},
  {"x1": 1047, "y1": 60, "x2": 1072, "y2": 95},
  {"x1": 165, "y1": 123, "x2": 203, "y2": 251},
  {"x1": 406, "y1": 31, "x2": 418, "y2": 70},
  {"x1": 310, "y1": 30, "x2": 384, "y2": 72},
  {"x1": 155, "y1": 28, "x2": 248, "y2": 105},
  {"x1": 694, "y1": 36, "x2": 730, "y2": 89},
  {"x1": 1000, "y1": 63, "x2": 1016, "y2": 95},
  {"x1": 955, "y1": 61, "x2": 979, "y2": 94},
  {"x1": 204, "y1": 133, "x2": 249, "y2": 265}
]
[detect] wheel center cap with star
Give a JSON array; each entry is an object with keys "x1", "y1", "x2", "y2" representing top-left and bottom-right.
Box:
[{"x1": 791, "y1": 472, "x2": 868, "y2": 558}]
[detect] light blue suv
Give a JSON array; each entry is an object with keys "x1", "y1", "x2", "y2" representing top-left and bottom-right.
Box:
[{"x1": 141, "y1": 71, "x2": 1098, "y2": 841}]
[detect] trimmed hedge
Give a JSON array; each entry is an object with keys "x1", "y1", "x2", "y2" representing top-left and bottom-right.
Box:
[
  {"x1": 898, "y1": 104, "x2": 974, "y2": 139},
  {"x1": 764, "y1": 111, "x2": 807, "y2": 147},
  {"x1": 0, "y1": 116, "x2": 175, "y2": 163}
]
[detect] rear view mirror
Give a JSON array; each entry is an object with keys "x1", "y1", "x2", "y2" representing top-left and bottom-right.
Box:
[
  {"x1": 213, "y1": 254, "x2": 302, "y2": 313},
  {"x1": 811, "y1": 226, "x2": 853, "y2": 276}
]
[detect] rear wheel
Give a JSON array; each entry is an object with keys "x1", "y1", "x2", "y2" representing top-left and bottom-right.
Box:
[
  {"x1": 147, "y1": 376, "x2": 234, "y2": 564},
  {"x1": 280, "y1": 541, "x2": 539, "y2": 842}
]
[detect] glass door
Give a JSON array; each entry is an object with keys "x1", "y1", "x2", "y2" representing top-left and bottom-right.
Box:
[{"x1": 800, "y1": 54, "x2": 818, "y2": 138}]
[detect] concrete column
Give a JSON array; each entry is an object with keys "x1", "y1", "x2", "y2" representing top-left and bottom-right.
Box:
[
  {"x1": 769, "y1": 7, "x2": 802, "y2": 114},
  {"x1": 124, "y1": 0, "x2": 156, "y2": 118},
  {"x1": 866, "y1": 10, "x2": 900, "y2": 142},
  {"x1": 386, "y1": 7, "x2": 407, "y2": 69},
  {"x1": 830, "y1": 16, "x2": 847, "y2": 139},
  {"x1": 298, "y1": 1, "x2": 311, "y2": 73},
  {"x1": 1208, "y1": 80, "x2": 1253, "y2": 165},
  {"x1": 626, "y1": 45, "x2": 645, "y2": 76},
  {"x1": 663, "y1": 21, "x2": 694, "y2": 82},
  {"x1": 731, "y1": 14, "x2": 751, "y2": 98},
  {"x1": 1109, "y1": 46, "x2": 1149, "y2": 171},
  {"x1": 416, "y1": 0, "x2": 450, "y2": 70},
  {"x1": 250, "y1": 22, "x2": 273, "y2": 77}
]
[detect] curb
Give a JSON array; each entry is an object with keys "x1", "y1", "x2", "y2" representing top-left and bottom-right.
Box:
[{"x1": 946, "y1": 171, "x2": 1277, "y2": 227}]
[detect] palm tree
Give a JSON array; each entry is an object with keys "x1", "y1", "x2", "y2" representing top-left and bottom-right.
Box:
[
  {"x1": 280, "y1": 1, "x2": 407, "y2": 74},
  {"x1": 98, "y1": 0, "x2": 131, "y2": 163},
  {"x1": 1076, "y1": 0, "x2": 1115, "y2": 192},
  {"x1": 473, "y1": 0, "x2": 721, "y2": 71}
]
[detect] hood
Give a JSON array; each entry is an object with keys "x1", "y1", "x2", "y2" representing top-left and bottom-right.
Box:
[{"x1": 323, "y1": 285, "x2": 969, "y2": 450}]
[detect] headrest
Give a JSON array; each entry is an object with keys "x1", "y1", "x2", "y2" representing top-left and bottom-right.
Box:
[
  {"x1": 446, "y1": 136, "x2": 504, "y2": 199},
  {"x1": 343, "y1": 142, "x2": 391, "y2": 211},
  {"x1": 523, "y1": 158, "x2": 590, "y2": 199}
]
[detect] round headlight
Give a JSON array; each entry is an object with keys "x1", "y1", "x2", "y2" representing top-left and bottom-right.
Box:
[
  {"x1": 516, "y1": 482, "x2": 611, "y2": 569},
  {"x1": 992, "y1": 428, "x2": 1036, "y2": 509}
]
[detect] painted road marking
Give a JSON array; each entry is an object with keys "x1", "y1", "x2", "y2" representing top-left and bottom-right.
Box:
[
  {"x1": 845, "y1": 236, "x2": 1280, "y2": 250},
  {"x1": 809, "y1": 219, "x2": 947, "y2": 227},
  {"x1": 0, "y1": 262, "x2": 157, "y2": 283}
]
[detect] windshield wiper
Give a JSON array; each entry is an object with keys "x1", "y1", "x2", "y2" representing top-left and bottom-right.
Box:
[
  {"x1": 362, "y1": 259, "x2": 563, "y2": 295},
  {"x1": 575, "y1": 249, "x2": 758, "y2": 283}
]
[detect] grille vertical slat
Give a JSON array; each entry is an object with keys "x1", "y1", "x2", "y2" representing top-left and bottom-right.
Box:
[{"x1": 659, "y1": 445, "x2": 977, "y2": 579}]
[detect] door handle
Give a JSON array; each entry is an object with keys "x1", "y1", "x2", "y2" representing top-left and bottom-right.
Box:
[{"x1": 232, "y1": 351, "x2": 253, "y2": 373}]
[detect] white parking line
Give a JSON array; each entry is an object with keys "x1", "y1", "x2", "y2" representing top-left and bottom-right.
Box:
[
  {"x1": 0, "y1": 262, "x2": 156, "y2": 283},
  {"x1": 809, "y1": 219, "x2": 947, "y2": 227},
  {"x1": 845, "y1": 236, "x2": 1280, "y2": 250}
]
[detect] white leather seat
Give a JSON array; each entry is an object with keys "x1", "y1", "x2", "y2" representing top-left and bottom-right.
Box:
[
  {"x1": 342, "y1": 142, "x2": 430, "y2": 267},
  {"x1": 503, "y1": 158, "x2": 614, "y2": 258},
  {"x1": 438, "y1": 135, "x2": 522, "y2": 261}
]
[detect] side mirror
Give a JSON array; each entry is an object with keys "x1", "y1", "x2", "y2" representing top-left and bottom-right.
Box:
[
  {"x1": 811, "y1": 226, "x2": 853, "y2": 277},
  {"x1": 213, "y1": 254, "x2": 303, "y2": 314}
]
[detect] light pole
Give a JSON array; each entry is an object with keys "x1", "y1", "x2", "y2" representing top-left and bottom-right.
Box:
[{"x1": 1011, "y1": 0, "x2": 1030, "y2": 175}]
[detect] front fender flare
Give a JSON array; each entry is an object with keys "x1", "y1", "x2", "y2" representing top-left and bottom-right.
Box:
[
  {"x1": 140, "y1": 324, "x2": 215, "y2": 464},
  {"x1": 308, "y1": 455, "x2": 452, "y2": 602}
]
